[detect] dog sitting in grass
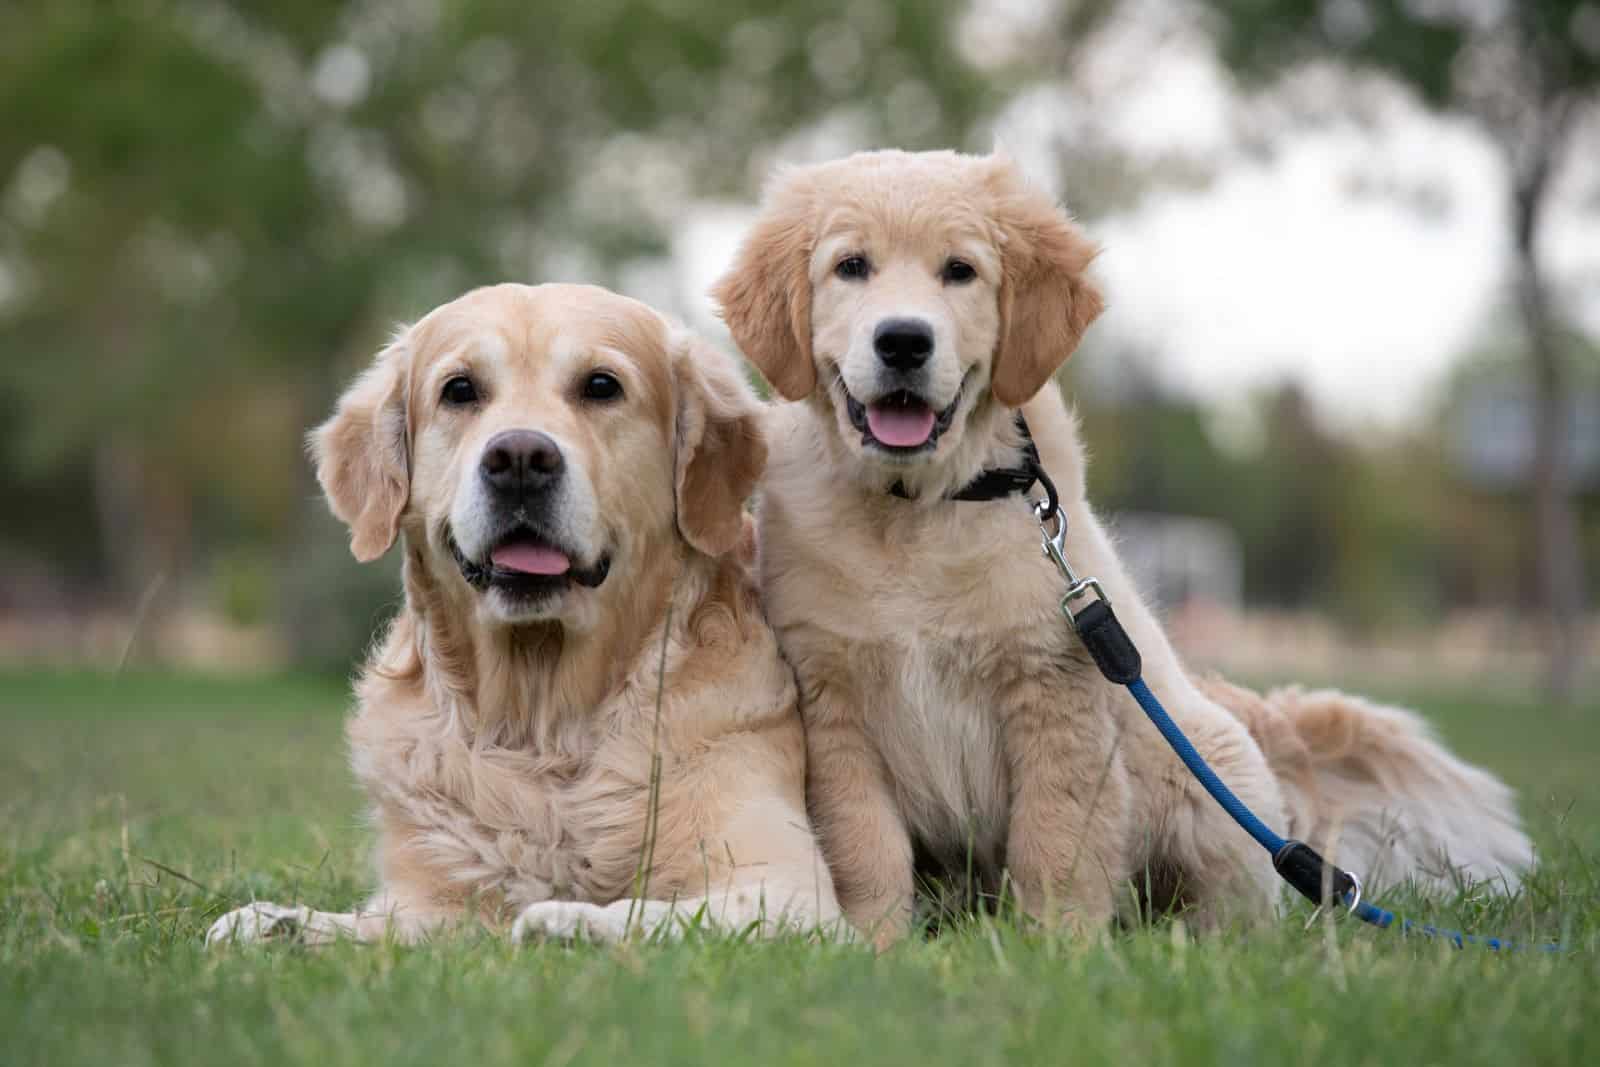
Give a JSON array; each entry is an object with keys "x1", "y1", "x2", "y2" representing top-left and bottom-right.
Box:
[
  {"x1": 713, "y1": 149, "x2": 1533, "y2": 946},
  {"x1": 208, "y1": 283, "x2": 843, "y2": 945}
]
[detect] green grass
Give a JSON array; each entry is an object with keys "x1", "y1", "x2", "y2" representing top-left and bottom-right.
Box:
[{"x1": 4, "y1": 669, "x2": 1598, "y2": 1066}]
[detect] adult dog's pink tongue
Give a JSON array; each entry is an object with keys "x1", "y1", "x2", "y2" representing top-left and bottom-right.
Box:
[
  {"x1": 490, "y1": 542, "x2": 571, "y2": 575},
  {"x1": 866, "y1": 402, "x2": 936, "y2": 447}
]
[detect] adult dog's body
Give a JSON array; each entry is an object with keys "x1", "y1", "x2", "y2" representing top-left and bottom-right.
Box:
[
  {"x1": 714, "y1": 150, "x2": 1532, "y2": 944},
  {"x1": 210, "y1": 283, "x2": 841, "y2": 945}
]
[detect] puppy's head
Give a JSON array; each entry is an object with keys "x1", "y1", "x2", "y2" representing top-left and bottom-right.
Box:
[
  {"x1": 714, "y1": 150, "x2": 1101, "y2": 481},
  {"x1": 312, "y1": 283, "x2": 763, "y2": 630}
]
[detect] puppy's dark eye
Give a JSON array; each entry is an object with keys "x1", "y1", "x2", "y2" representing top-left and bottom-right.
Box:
[
  {"x1": 441, "y1": 375, "x2": 478, "y2": 405},
  {"x1": 581, "y1": 371, "x2": 623, "y2": 402},
  {"x1": 942, "y1": 259, "x2": 977, "y2": 284},
  {"x1": 835, "y1": 255, "x2": 870, "y2": 281}
]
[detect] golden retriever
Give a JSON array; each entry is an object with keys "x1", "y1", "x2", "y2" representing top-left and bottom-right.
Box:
[
  {"x1": 712, "y1": 149, "x2": 1532, "y2": 945},
  {"x1": 208, "y1": 283, "x2": 842, "y2": 945}
]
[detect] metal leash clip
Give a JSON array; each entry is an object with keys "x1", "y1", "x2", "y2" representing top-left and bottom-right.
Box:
[
  {"x1": 1342, "y1": 871, "x2": 1364, "y2": 915},
  {"x1": 1032, "y1": 496, "x2": 1109, "y2": 626}
]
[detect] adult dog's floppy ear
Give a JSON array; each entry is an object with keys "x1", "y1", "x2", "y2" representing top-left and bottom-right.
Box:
[
  {"x1": 985, "y1": 159, "x2": 1105, "y2": 407},
  {"x1": 672, "y1": 332, "x2": 768, "y2": 557},
  {"x1": 712, "y1": 171, "x2": 816, "y2": 400},
  {"x1": 310, "y1": 334, "x2": 411, "y2": 562}
]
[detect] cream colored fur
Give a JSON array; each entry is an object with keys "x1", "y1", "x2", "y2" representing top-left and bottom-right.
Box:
[
  {"x1": 208, "y1": 283, "x2": 843, "y2": 946},
  {"x1": 1197, "y1": 676, "x2": 1532, "y2": 894},
  {"x1": 712, "y1": 150, "x2": 1532, "y2": 946}
]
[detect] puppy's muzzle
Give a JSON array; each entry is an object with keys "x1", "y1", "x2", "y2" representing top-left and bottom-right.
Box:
[{"x1": 873, "y1": 317, "x2": 934, "y2": 373}]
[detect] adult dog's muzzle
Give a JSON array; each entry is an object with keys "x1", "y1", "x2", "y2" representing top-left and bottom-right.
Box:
[{"x1": 449, "y1": 428, "x2": 612, "y2": 601}]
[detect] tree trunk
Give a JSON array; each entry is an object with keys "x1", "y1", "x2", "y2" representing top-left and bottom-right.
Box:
[
  {"x1": 1512, "y1": 168, "x2": 1584, "y2": 700},
  {"x1": 93, "y1": 439, "x2": 191, "y2": 665}
]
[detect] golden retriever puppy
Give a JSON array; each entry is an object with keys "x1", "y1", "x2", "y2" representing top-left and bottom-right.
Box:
[
  {"x1": 712, "y1": 150, "x2": 1532, "y2": 944},
  {"x1": 208, "y1": 283, "x2": 843, "y2": 945}
]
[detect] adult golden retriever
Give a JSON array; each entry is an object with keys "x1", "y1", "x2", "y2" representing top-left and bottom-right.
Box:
[
  {"x1": 209, "y1": 283, "x2": 842, "y2": 945},
  {"x1": 713, "y1": 149, "x2": 1532, "y2": 945}
]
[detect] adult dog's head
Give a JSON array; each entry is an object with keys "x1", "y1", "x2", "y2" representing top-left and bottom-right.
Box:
[
  {"x1": 313, "y1": 283, "x2": 763, "y2": 631},
  {"x1": 713, "y1": 150, "x2": 1101, "y2": 490}
]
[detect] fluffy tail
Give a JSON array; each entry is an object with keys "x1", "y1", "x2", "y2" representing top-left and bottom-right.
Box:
[{"x1": 1198, "y1": 676, "x2": 1533, "y2": 895}]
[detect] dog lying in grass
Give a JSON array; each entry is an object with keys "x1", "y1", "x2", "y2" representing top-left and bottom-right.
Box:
[
  {"x1": 209, "y1": 283, "x2": 843, "y2": 945},
  {"x1": 713, "y1": 149, "x2": 1533, "y2": 946}
]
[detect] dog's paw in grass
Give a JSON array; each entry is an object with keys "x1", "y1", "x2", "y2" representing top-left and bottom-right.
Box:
[
  {"x1": 206, "y1": 902, "x2": 314, "y2": 946},
  {"x1": 511, "y1": 900, "x2": 631, "y2": 943}
]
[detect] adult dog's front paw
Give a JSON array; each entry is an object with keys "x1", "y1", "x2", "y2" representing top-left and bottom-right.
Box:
[
  {"x1": 510, "y1": 901, "x2": 629, "y2": 943},
  {"x1": 206, "y1": 902, "x2": 310, "y2": 946}
]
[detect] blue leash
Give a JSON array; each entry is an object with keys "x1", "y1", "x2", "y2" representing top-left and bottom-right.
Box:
[
  {"x1": 1032, "y1": 494, "x2": 1560, "y2": 953},
  {"x1": 1124, "y1": 677, "x2": 1554, "y2": 951}
]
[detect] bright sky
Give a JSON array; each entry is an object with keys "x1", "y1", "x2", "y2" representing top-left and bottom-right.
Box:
[
  {"x1": 1090, "y1": 113, "x2": 1508, "y2": 425},
  {"x1": 670, "y1": 27, "x2": 1600, "y2": 430}
]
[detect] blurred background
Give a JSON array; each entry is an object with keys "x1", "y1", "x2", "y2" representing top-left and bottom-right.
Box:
[{"x1": 2, "y1": 0, "x2": 1597, "y2": 696}]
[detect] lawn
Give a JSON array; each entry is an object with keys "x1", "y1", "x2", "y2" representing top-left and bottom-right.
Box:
[{"x1": 3, "y1": 669, "x2": 1597, "y2": 1066}]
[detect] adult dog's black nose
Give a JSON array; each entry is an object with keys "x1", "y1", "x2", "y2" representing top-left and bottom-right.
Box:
[
  {"x1": 873, "y1": 318, "x2": 934, "y2": 371},
  {"x1": 480, "y1": 429, "x2": 564, "y2": 496}
]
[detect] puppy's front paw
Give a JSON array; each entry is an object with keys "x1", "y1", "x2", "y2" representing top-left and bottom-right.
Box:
[
  {"x1": 511, "y1": 901, "x2": 629, "y2": 944},
  {"x1": 206, "y1": 902, "x2": 310, "y2": 946}
]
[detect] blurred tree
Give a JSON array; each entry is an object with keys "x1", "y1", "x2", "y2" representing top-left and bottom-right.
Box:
[
  {"x1": 0, "y1": 0, "x2": 995, "y2": 665},
  {"x1": 1197, "y1": 0, "x2": 1600, "y2": 697},
  {"x1": 1434, "y1": 328, "x2": 1600, "y2": 612},
  {"x1": 1082, "y1": 380, "x2": 1416, "y2": 621}
]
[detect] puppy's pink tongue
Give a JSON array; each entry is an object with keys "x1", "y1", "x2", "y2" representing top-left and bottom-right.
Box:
[
  {"x1": 490, "y1": 543, "x2": 571, "y2": 576},
  {"x1": 866, "y1": 403, "x2": 936, "y2": 447}
]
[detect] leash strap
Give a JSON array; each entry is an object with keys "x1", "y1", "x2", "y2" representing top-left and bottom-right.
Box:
[{"x1": 1038, "y1": 502, "x2": 1559, "y2": 952}]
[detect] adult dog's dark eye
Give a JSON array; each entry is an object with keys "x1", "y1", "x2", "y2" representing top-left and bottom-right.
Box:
[
  {"x1": 441, "y1": 375, "x2": 478, "y2": 405},
  {"x1": 942, "y1": 259, "x2": 977, "y2": 284},
  {"x1": 581, "y1": 371, "x2": 623, "y2": 401},
  {"x1": 835, "y1": 255, "x2": 870, "y2": 281}
]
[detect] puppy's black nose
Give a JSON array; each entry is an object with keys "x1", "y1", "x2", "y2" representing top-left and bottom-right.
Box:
[
  {"x1": 480, "y1": 429, "x2": 564, "y2": 495},
  {"x1": 873, "y1": 318, "x2": 934, "y2": 371}
]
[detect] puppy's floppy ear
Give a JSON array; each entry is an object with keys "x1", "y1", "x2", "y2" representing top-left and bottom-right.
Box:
[
  {"x1": 986, "y1": 158, "x2": 1105, "y2": 407},
  {"x1": 310, "y1": 334, "x2": 411, "y2": 562},
  {"x1": 711, "y1": 171, "x2": 817, "y2": 400},
  {"x1": 671, "y1": 331, "x2": 768, "y2": 558}
]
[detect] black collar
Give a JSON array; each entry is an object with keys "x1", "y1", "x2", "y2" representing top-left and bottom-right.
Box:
[{"x1": 888, "y1": 414, "x2": 1054, "y2": 510}]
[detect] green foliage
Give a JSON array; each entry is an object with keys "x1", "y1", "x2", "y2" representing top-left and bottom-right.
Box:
[
  {"x1": 1083, "y1": 385, "x2": 1426, "y2": 622},
  {"x1": 3, "y1": 669, "x2": 1597, "y2": 1065},
  {"x1": 1200, "y1": 0, "x2": 1600, "y2": 110},
  {"x1": 209, "y1": 549, "x2": 275, "y2": 626},
  {"x1": 0, "y1": 0, "x2": 994, "y2": 656}
]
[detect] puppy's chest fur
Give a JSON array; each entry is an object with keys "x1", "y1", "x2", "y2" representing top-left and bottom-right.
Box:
[
  {"x1": 766, "y1": 484, "x2": 1069, "y2": 878},
  {"x1": 870, "y1": 641, "x2": 1012, "y2": 873}
]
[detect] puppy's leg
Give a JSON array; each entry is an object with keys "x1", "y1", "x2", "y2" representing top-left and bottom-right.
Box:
[
  {"x1": 804, "y1": 693, "x2": 916, "y2": 949},
  {"x1": 1153, "y1": 702, "x2": 1284, "y2": 930},
  {"x1": 1001, "y1": 682, "x2": 1131, "y2": 937}
]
